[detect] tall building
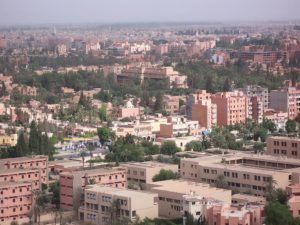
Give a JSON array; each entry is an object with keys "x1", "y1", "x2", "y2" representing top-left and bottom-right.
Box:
[
  {"x1": 0, "y1": 156, "x2": 48, "y2": 223},
  {"x1": 211, "y1": 91, "x2": 247, "y2": 126},
  {"x1": 0, "y1": 182, "x2": 34, "y2": 223},
  {"x1": 186, "y1": 90, "x2": 212, "y2": 119},
  {"x1": 78, "y1": 185, "x2": 158, "y2": 225},
  {"x1": 192, "y1": 99, "x2": 217, "y2": 129},
  {"x1": 269, "y1": 87, "x2": 300, "y2": 120},
  {"x1": 60, "y1": 167, "x2": 127, "y2": 211},
  {"x1": 237, "y1": 85, "x2": 268, "y2": 123}
]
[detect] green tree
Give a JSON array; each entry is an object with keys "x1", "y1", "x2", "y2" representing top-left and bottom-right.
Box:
[
  {"x1": 160, "y1": 141, "x2": 180, "y2": 155},
  {"x1": 152, "y1": 169, "x2": 178, "y2": 182},
  {"x1": 154, "y1": 92, "x2": 164, "y2": 112},
  {"x1": 286, "y1": 120, "x2": 297, "y2": 133},
  {"x1": 0, "y1": 81, "x2": 7, "y2": 97},
  {"x1": 99, "y1": 104, "x2": 108, "y2": 122},
  {"x1": 15, "y1": 130, "x2": 28, "y2": 157},
  {"x1": 261, "y1": 119, "x2": 277, "y2": 133},
  {"x1": 253, "y1": 127, "x2": 268, "y2": 142},
  {"x1": 28, "y1": 121, "x2": 39, "y2": 154},
  {"x1": 253, "y1": 142, "x2": 265, "y2": 153},
  {"x1": 265, "y1": 201, "x2": 294, "y2": 225},
  {"x1": 185, "y1": 141, "x2": 204, "y2": 152},
  {"x1": 97, "y1": 127, "x2": 111, "y2": 145},
  {"x1": 222, "y1": 78, "x2": 231, "y2": 91},
  {"x1": 49, "y1": 182, "x2": 60, "y2": 208}
]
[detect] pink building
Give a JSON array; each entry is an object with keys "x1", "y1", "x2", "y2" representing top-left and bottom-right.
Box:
[
  {"x1": 206, "y1": 204, "x2": 263, "y2": 225},
  {"x1": 0, "y1": 156, "x2": 48, "y2": 185},
  {"x1": 192, "y1": 99, "x2": 217, "y2": 129},
  {"x1": 59, "y1": 167, "x2": 127, "y2": 211},
  {"x1": 0, "y1": 181, "x2": 34, "y2": 223},
  {"x1": 0, "y1": 156, "x2": 48, "y2": 184},
  {"x1": 119, "y1": 107, "x2": 140, "y2": 119},
  {"x1": 211, "y1": 91, "x2": 247, "y2": 126},
  {"x1": 287, "y1": 184, "x2": 300, "y2": 218},
  {"x1": 266, "y1": 136, "x2": 300, "y2": 159}
]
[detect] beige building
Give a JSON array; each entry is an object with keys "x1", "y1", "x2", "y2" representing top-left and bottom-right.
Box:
[
  {"x1": 79, "y1": 185, "x2": 158, "y2": 225},
  {"x1": 122, "y1": 162, "x2": 178, "y2": 185},
  {"x1": 159, "y1": 116, "x2": 200, "y2": 138},
  {"x1": 180, "y1": 153, "x2": 295, "y2": 196},
  {"x1": 60, "y1": 167, "x2": 127, "y2": 211},
  {"x1": 145, "y1": 180, "x2": 231, "y2": 219},
  {"x1": 267, "y1": 136, "x2": 300, "y2": 159},
  {"x1": 0, "y1": 134, "x2": 17, "y2": 147}
]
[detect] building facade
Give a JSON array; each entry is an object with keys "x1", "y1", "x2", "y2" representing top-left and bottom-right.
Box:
[
  {"x1": 60, "y1": 167, "x2": 127, "y2": 211},
  {"x1": 79, "y1": 185, "x2": 158, "y2": 225}
]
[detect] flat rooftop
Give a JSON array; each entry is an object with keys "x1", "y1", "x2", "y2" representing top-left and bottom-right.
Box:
[
  {"x1": 0, "y1": 155, "x2": 47, "y2": 163},
  {"x1": 60, "y1": 166, "x2": 126, "y2": 176},
  {"x1": 181, "y1": 152, "x2": 300, "y2": 172},
  {"x1": 121, "y1": 161, "x2": 177, "y2": 169},
  {"x1": 149, "y1": 180, "x2": 230, "y2": 196},
  {"x1": 268, "y1": 136, "x2": 300, "y2": 141},
  {"x1": 232, "y1": 193, "x2": 266, "y2": 204},
  {"x1": 86, "y1": 185, "x2": 157, "y2": 198}
]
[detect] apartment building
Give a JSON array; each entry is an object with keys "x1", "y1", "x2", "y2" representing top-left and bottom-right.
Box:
[
  {"x1": 186, "y1": 90, "x2": 212, "y2": 119},
  {"x1": 0, "y1": 156, "x2": 48, "y2": 185},
  {"x1": 269, "y1": 87, "x2": 300, "y2": 120},
  {"x1": 180, "y1": 153, "x2": 294, "y2": 196},
  {"x1": 159, "y1": 116, "x2": 200, "y2": 138},
  {"x1": 267, "y1": 136, "x2": 300, "y2": 159},
  {"x1": 59, "y1": 167, "x2": 127, "y2": 211},
  {"x1": 122, "y1": 162, "x2": 178, "y2": 184},
  {"x1": 237, "y1": 85, "x2": 268, "y2": 123},
  {"x1": 146, "y1": 180, "x2": 231, "y2": 219},
  {"x1": 287, "y1": 184, "x2": 300, "y2": 218},
  {"x1": 0, "y1": 181, "x2": 34, "y2": 223},
  {"x1": 79, "y1": 185, "x2": 158, "y2": 225},
  {"x1": 192, "y1": 99, "x2": 217, "y2": 129},
  {"x1": 211, "y1": 91, "x2": 247, "y2": 126}
]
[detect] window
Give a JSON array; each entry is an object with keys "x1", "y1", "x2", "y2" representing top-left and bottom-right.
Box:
[{"x1": 132, "y1": 210, "x2": 136, "y2": 217}]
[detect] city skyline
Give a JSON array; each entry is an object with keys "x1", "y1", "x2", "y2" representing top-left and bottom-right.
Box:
[{"x1": 0, "y1": 0, "x2": 300, "y2": 25}]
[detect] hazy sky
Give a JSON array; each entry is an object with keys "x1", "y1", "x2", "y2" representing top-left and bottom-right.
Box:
[{"x1": 0, "y1": 0, "x2": 300, "y2": 25}]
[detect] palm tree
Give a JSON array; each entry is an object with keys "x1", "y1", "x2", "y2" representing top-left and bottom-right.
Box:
[
  {"x1": 33, "y1": 204, "x2": 42, "y2": 225},
  {"x1": 79, "y1": 150, "x2": 87, "y2": 169},
  {"x1": 108, "y1": 200, "x2": 121, "y2": 224}
]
